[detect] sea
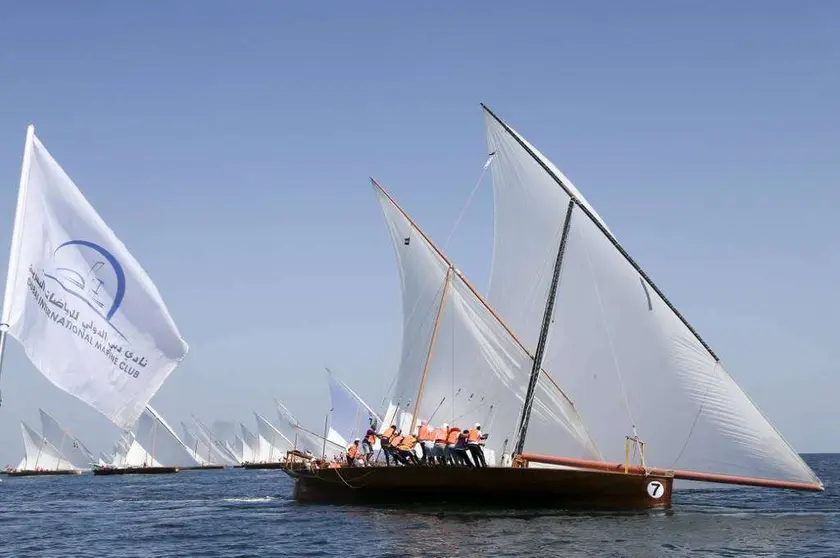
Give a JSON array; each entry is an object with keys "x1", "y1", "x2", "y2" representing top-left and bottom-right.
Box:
[{"x1": 0, "y1": 454, "x2": 836, "y2": 557}]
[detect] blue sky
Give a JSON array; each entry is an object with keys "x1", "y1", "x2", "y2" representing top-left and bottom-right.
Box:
[{"x1": 0, "y1": 1, "x2": 836, "y2": 464}]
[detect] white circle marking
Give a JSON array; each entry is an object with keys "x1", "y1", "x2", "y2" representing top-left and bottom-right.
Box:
[{"x1": 647, "y1": 480, "x2": 665, "y2": 499}]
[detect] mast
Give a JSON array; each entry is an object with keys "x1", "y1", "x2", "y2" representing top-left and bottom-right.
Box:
[
  {"x1": 321, "y1": 411, "x2": 329, "y2": 458},
  {"x1": 408, "y1": 267, "x2": 452, "y2": 436},
  {"x1": 513, "y1": 199, "x2": 575, "y2": 456}
]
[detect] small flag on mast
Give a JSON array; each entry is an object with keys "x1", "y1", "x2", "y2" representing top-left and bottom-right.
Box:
[{"x1": 0, "y1": 126, "x2": 188, "y2": 429}]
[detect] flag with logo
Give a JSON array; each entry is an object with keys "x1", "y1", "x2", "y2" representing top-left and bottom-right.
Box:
[{"x1": 0, "y1": 126, "x2": 188, "y2": 429}]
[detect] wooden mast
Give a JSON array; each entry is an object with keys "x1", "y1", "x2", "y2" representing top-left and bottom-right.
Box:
[{"x1": 408, "y1": 267, "x2": 453, "y2": 436}]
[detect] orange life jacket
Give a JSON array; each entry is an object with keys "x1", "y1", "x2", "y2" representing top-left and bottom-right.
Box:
[
  {"x1": 467, "y1": 428, "x2": 481, "y2": 443},
  {"x1": 433, "y1": 428, "x2": 447, "y2": 443},
  {"x1": 390, "y1": 435, "x2": 404, "y2": 447},
  {"x1": 446, "y1": 427, "x2": 460, "y2": 445},
  {"x1": 347, "y1": 444, "x2": 358, "y2": 459},
  {"x1": 381, "y1": 426, "x2": 396, "y2": 439},
  {"x1": 365, "y1": 432, "x2": 376, "y2": 444},
  {"x1": 417, "y1": 424, "x2": 432, "y2": 442},
  {"x1": 398, "y1": 435, "x2": 416, "y2": 451}
]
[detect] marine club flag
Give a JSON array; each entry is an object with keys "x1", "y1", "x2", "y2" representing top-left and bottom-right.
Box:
[{"x1": 0, "y1": 126, "x2": 188, "y2": 429}]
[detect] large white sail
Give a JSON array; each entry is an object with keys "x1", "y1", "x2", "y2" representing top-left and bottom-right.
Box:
[
  {"x1": 38, "y1": 409, "x2": 94, "y2": 469},
  {"x1": 254, "y1": 412, "x2": 293, "y2": 462},
  {"x1": 18, "y1": 421, "x2": 74, "y2": 471},
  {"x1": 133, "y1": 405, "x2": 200, "y2": 467},
  {"x1": 373, "y1": 180, "x2": 600, "y2": 462},
  {"x1": 0, "y1": 127, "x2": 188, "y2": 429},
  {"x1": 482, "y1": 105, "x2": 821, "y2": 487},
  {"x1": 326, "y1": 369, "x2": 381, "y2": 448}
]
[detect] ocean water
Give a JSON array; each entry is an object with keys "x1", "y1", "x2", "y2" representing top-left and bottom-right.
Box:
[{"x1": 0, "y1": 454, "x2": 836, "y2": 557}]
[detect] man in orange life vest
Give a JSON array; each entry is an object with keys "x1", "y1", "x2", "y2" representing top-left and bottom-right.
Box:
[
  {"x1": 444, "y1": 425, "x2": 461, "y2": 465},
  {"x1": 416, "y1": 420, "x2": 434, "y2": 464},
  {"x1": 432, "y1": 423, "x2": 449, "y2": 465},
  {"x1": 379, "y1": 424, "x2": 398, "y2": 466},
  {"x1": 467, "y1": 423, "x2": 488, "y2": 467}
]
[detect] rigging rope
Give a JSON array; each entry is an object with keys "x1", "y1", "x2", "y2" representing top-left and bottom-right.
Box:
[
  {"x1": 577, "y1": 220, "x2": 640, "y2": 441},
  {"x1": 443, "y1": 152, "x2": 495, "y2": 250}
]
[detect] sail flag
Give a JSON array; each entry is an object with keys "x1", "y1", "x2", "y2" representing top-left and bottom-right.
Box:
[{"x1": 0, "y1": 126, "x2": 188, "y2": 429}]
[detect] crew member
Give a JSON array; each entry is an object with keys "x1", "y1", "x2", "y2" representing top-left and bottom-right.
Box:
[
  {"x1": 417, "y1": 420, "x2": 433, "y2": 464},
  {"x1": 453, "y1": 429, "x2": 474, "y2": 467},
  {"x1": 346, "y1": 439, "x2": 359, "y2": 466},
  {"x1": 433, "y1": 423, "x2": 449, "y2": 465},
  {"x1": 445, "y1": 425, "x2": 461, "y2": 465},
  {"x1": 379, "y1": 424, "x2": 397, "y2": 466},
  {"x1": 397, "y1": 433, "x2": 419, "y2": 465},
  {"x1": 467, "y1": 423, "x2": 488, "y2": 467}
]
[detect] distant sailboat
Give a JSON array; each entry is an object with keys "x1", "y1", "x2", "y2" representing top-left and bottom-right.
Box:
[
  {"x1": 38, "y1": 408, "x2": 95, "y2": 470},
  {"x1": 94, "y1": 406, "x2": 187, "y2": 475},
  {"x1": 284, "y1": 105, "x2": 823, "y2": 509},
  {"x1": 7, "y1": 422, "x2": 82, "y2": 476},
  {"x1": 241, "y1": 413, "x2": 294, "y2": 469}
]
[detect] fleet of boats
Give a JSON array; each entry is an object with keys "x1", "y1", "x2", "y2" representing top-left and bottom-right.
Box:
[{"x1": 0, "y1": 104, "x2": 824, "y2": 511}]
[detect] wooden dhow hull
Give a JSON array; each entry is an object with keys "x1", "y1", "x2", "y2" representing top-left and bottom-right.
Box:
[
  {"x1": 93, "y1": 466, "x2": 179, "y2": 475},
  {"x1": 181, "y1": 465, "x2": 226, "y2": 471},
  {"x1": 285, "y1": 465, "x2": 674, "y2": 510},
  {"x1": 6, "y1": 469, "x2": 84, "y2": 477}
]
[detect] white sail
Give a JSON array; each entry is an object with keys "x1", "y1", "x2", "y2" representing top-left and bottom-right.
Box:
[
  {"x1": 181, "y1": 422, "x2": 211, "y2": 464},
  {"x1": 275, "y1": 399, "x2": 343, "y2": 456},
  {"x1": 192, "y1": 417, "x2": 238, "y2": 465},
  {"x1": 240, "y1": 423, "x2": 260, "y2": 463},
  {"x1": 326, "y1": 368, "x2": 381, "y2": 448},
  {"x1": 133, "y1": 405, "x2": 200, "y2": 467},
  {"x1": 230, "y1": 435, "x2": 246, "y2": 464},
  {"x1": 38, "y1": 409, "x2": 94, "y2": 469},
  {"x1": 121, "y1": 438, "x2": 159, "y2": 467},
  {"x1": 254, "y1": 412, "x2": 293, "y2": 462},
  {"x1": 18, "y1": 422, "x2": 74, "y2": 471},
  {"x1": 0, "y1": 127, "x2": 188, "y2": 429},
  {"x1": 373, "y1": 180, "x2": 600, "y2": 462},
  {"x1": 482, "y1": 106, "x2": 821, "y2": 487}
]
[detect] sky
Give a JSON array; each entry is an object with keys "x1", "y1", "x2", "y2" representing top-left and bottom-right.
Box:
[{"x1": 0, "y1": 1, "x2": 836, "y2": 465}]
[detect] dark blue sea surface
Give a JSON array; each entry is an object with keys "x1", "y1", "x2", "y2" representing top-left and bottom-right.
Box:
[{"x1": 0, "y1": 454, "x2": 836, "y2": 557}]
